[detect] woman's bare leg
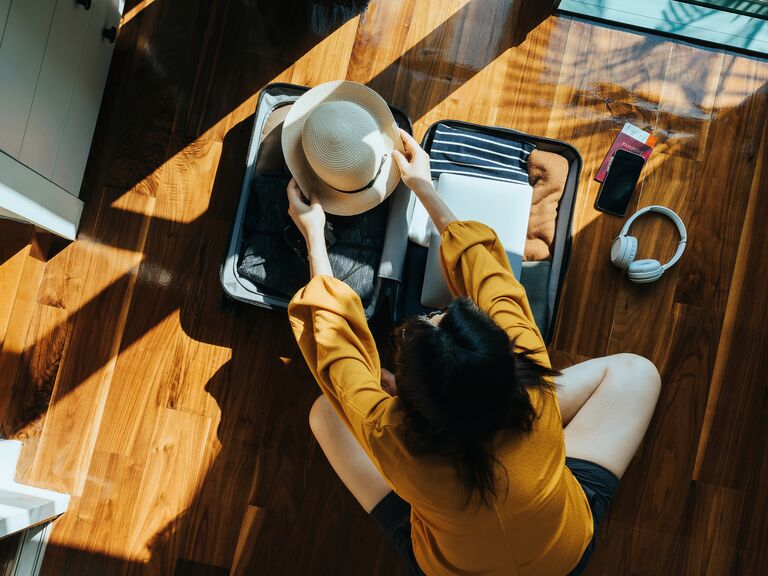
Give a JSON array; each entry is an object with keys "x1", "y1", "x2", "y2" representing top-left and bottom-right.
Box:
[
  {"x1": 308, "y1": 395, "x2": 392, "y2": 513},
  {"x1": 556, "y1": 356, "x2": 615, "y2": 426},
  {"x1": 558, "y1": 353, "x2": 661, "y2": 478}
]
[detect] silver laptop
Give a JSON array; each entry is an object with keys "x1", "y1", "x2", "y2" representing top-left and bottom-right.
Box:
[{"x1": 420, "y1": 173, "x2": 533, "y2": 309}]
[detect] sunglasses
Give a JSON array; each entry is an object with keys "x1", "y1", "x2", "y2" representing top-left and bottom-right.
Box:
[
  {"x1": 400, "y1": 307, "x2": 447, "y2": 341},
  {"x1": 282, "y1": 221, "x2": 337, "y2": 263},
  {"x1": 423, "y1": 307, "x2": 447, "y2": 320},
  {"x1": 282, "y1": 224, "x2": 308, "y2": 262}
]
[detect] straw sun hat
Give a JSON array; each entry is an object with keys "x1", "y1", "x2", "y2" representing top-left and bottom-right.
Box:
[{"x1": 281, "y1": 80, "x2": 404, "y2": 216}]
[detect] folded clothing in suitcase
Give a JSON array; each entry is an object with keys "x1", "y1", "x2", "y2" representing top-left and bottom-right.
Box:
[{"x1": 238, "y1": 173, "x2": 387, "y2": 308}]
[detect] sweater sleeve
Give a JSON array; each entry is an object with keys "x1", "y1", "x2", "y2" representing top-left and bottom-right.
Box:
[
  {"x1": 439, "y1": 220, "x2": 549, "y2": 364},
  {"x1": 288, "y1": 275, "x2": 395, "y2": 458}
]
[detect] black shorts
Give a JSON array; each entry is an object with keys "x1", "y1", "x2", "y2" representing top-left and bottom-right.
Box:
[
  {"x1": 564, "y1": 456, "x2": 620, "y2": 575},
  {"x1": 370, "y1": 490, "x2": 425, "y2": 576},
  {"x1": 369, "y1": 456, "x2": 619, "y2": 576}
]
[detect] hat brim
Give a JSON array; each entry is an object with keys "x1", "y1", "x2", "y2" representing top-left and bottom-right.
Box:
[{"x1": 282, "y1": 81, "x2": 403, "y2": 216}]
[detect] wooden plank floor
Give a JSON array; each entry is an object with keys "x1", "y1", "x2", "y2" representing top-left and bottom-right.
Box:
[{"x1": 1, "y1": 0, "x2": 767, "y2": 574}]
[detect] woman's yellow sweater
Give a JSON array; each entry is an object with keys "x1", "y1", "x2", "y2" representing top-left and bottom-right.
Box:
[{"x1": 289, "y1": 221, "x2": 593, "y2": 575}]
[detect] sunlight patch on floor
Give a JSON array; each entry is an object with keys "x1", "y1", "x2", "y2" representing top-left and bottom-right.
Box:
[
  {"x1": 347, "y1": 0, "x2": 475, "y2": 85},
  {"x1": 107, "y1": 137, "x2": 222, "y2": 225},
  {"x1": 120, "y1": 0, "x2": 157, "y2": 28}
]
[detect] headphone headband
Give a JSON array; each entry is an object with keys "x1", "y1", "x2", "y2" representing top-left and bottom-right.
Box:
[{"x1": 619, "y1": 205, "x2": 687, "y2": 270}]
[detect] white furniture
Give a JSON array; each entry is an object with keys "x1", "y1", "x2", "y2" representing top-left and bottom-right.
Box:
[
  {"x1": 0, "y1": 0, "x2": 121, "y2": 239},
  {"x1": 0, "y1": 440, "x2": 70, "y2": 576}
]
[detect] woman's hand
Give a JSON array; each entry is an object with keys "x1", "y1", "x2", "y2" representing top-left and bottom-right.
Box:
[
  {"x1": 392, "y1": 128, "x2": 434, "y2": 195},
  {"x1": 380, "y1": 368, "x2": 398, "y2": 396},
  {"x1": 287, "y1": 178, "x2": 333, "y2": 278},
  {"x1": 287, "y1": 178, "x2": 326, "y2": 246},
  {"x1": 393, "y1": 129, "x2": 457, "y2": 234}
]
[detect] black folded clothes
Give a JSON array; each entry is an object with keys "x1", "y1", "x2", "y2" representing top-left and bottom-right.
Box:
[{"x1": 238, "y1": 173, "x2": 387, "y2": 308}]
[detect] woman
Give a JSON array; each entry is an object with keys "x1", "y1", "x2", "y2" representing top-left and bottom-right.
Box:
[{"x1": 287, "y1": 129, "x2": 660, "y2": 575}]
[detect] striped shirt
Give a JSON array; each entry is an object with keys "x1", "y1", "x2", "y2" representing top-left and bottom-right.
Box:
[{"x1": 429, "y1": 123, "x2": 535, "y2": 185}]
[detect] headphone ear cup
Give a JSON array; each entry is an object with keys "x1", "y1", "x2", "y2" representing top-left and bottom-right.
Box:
[
  {"x1": 628, "y1": 259, "x2": 663, "y2": 283},
  {"x1": 611, "y1": 235, "x2": 638, "y2": 270}
]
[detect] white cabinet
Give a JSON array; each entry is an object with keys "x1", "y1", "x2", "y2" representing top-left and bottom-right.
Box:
[
  {"x1": 19, "y1": 0, "x2": 92, "y2": 179},
  {"x1": 0, "y1": 0, "x2": 59, "y2": 158},
  {"x1": 0, "y1": 0, "x2": 121, "y2": 240},
  {"x1": 52, "y1": 0, "x2": 121, "y2": 194}
]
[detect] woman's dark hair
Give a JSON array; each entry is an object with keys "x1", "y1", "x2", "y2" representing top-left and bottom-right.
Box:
[{"x1": 393, "y1": 297, "x2": 559, "y2": 507}]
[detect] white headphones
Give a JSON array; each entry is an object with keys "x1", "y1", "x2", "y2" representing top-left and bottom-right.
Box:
[{"x1": 611, "y1": 205, "x2": 687, "y2": 284}]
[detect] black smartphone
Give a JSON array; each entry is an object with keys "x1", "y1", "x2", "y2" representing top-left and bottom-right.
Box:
[{"x1": 595, "y1": 149, "x2": 645, "y2": 216}]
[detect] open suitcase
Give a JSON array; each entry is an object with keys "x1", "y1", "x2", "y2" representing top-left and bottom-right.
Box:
[
  {"x1": 397, "y1": 121, "x2": 582, "y2": 343},
  {"x1": 221, "y1": 84, "x2": 582, "y2": 341},
  {"x1": 220, "y1": 83, "x2": 412, "y2": 320}
]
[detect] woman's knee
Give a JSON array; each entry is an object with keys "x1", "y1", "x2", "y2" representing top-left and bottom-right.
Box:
[
  {"x1": 609, "y1": 353, "x2": 661, "y2": 403},
  {"x1": 309, "y1": 395, "x2": 333, "y2": 439}
]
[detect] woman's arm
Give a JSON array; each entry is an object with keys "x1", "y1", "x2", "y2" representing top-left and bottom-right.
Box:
[
  {"x1": 286, "y1": 178, "x2": 332, "y2": 278},
  {"x1": 286, "y1": 179, "x2": 396, "y2": 455},
  {"x1": 392, "y1": 129, "x2": 457, "y2": 234},
  {"x1": 440, "y1": 221, "x2": 546, "y2": 357},
  {"x1": 392, "y1": 131, "x2": 544, "y2": 355},
  {"x1": 287, "y1": 178, "x2": 397, "y2": 395},
  {"x1": 287, "y1": 179, "x2": 397, "y2": 433},
  {"x1": 307, "y1": 231, "x2": 332, "y2": 278}
]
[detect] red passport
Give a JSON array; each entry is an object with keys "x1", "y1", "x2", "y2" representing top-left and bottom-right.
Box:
[{"x1": 595, "y1": 123, "x2": 657, "y2": 182}]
